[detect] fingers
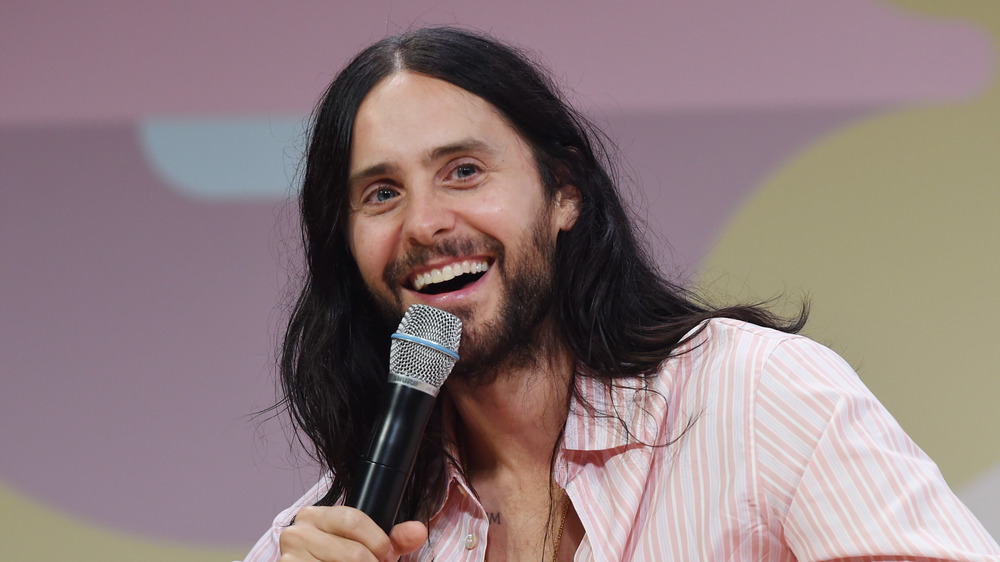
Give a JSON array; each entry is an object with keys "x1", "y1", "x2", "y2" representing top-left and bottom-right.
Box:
[
  {"x1": 278, "y1": 506, "x2": 428, "y2": 562},
  {"x1": 278, "y1": 506, "x2": 389, "y2": 561},
  {"x1": 387, "y1": 521, "x2": 429, "y2": 558}
]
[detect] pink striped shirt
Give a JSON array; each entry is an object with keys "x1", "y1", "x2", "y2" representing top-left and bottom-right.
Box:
[{"x1": 243, "y1": 319, "x2": 1000, "y2": 560}]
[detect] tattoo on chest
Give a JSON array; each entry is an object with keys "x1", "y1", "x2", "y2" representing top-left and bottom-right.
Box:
[{"x1": 488, "y1": 511, "x2": 502, "y2": 525}]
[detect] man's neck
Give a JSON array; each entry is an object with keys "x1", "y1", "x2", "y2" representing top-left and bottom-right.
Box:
[{"x1": 447, "y1": 342, "x2": 575, "y2": 479}]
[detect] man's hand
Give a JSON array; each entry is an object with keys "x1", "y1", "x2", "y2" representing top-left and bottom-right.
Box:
[{"x1": 278, "y1": 506, "x2": 428, "y2": 561}]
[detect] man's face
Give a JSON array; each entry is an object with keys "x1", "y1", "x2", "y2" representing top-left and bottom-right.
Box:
[{"x1": 346, "y1": 72, "x2": 578, "y2": 378}]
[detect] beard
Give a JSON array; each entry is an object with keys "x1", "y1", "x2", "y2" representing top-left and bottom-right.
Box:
[{"x1": 368, "y1": 216, "x2": 560, "y2": 387}]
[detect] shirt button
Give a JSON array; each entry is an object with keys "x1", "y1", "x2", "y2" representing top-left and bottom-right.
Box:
[{"x1": 464, "y1": 533, "x2": 477, "y2": 549}]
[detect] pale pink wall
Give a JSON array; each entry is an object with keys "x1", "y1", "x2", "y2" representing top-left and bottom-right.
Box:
[{"x1": 1, "y1": 1, "x2": 989, "y2": 124}]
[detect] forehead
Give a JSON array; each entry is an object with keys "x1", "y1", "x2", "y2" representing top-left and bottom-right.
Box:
[{"x1": 349, "y1": 72, "x2": 530, "y2": 173}]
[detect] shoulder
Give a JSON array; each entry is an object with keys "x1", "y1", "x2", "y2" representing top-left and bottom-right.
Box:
[
  {"x1": 695, "y1": 318, "x2": 866, "y2": 406},
  {"x1": 683, "y1": 316, "x2": 813, "y2": 355},
  {"x1": 653, "y1": 318, "x2": 864, "y2": 441},
  {"x1": 663, "y1": 317, "x2": 847, "y2": 391}
]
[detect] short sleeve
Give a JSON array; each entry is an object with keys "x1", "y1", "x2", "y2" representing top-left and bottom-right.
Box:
[{"x1": 753, "y1": 337, "x2": 1000, "y2": 560}]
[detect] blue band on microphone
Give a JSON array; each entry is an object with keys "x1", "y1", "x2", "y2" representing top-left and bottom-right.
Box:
[{"x1": 390, "y1": 333, "x2": 461, "y2": 361}]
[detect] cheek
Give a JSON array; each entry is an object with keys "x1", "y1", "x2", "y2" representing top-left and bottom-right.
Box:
[
  {"x1": 349, "y1": 221, "x2": 394, "y2": 286},
  {"x1": 466, "y1": 192, "x2": 540, "y2": 233}
]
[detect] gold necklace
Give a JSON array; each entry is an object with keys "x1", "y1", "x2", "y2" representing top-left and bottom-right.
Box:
[{"x1": 551, "y1": 491, "x2": 571, "y2": 562}]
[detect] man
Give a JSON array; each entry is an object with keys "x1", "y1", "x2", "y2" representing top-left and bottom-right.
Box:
[{"x1": 245, "y1": 27, "x2": 999, "y2": 561}]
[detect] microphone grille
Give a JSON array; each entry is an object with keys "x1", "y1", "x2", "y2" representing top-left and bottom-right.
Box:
[{"x1": 389, "y1": 304, "x2": 462, "y2": 391}]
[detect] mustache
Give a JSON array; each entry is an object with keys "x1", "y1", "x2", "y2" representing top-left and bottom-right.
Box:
[{"x1": 382, "y1": 236, "x2": 505, "y2": 287}]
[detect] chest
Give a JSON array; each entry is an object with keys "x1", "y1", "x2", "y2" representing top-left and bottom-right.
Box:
[{"x1": 477, "y1": 479, "x2": 564, "y2": 561}]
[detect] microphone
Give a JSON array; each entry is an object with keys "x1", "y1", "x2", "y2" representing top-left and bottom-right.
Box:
[{"x1": 345, "y1": 304, "x2": 462, "y2": 533}]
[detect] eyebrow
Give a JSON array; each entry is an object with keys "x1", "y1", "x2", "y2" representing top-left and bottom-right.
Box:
[
  {"x1": 427, "y1": 138, "x2": 493, "y2": 162},
  {"x1": 348, "y1": 162, "x2": 398, "y2": 189},
  {"x1": 348, "y1": 138, "x2": 495, "y2": 189}
]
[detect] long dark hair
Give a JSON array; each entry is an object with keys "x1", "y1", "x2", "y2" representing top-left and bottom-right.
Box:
[{"x1": 279, "y1": 27, "x2": 806, "y2": 520}]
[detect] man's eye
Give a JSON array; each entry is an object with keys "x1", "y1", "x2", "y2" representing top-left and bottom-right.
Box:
[
  {"x1": 453, "y1": 164, "x2": 479, "y2": 180},
  {"x1": 370, "y1": 187, "x2": 398, "y2": 203}
]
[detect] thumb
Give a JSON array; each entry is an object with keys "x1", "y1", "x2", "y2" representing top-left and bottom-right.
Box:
[{"x1": 385, "y1": 520, "x2": 428, "y2": 560}]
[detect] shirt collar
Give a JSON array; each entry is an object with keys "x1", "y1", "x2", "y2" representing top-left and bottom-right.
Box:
[
  {"x1": 561, "y1": 368, "x2": 670, "y2": 452},
  {"x1": 562, "y1": 321, "x2": 709, "y2": 453},
  {"x1": 425, "y1": 358, "x2": 678, "y2": 519}
]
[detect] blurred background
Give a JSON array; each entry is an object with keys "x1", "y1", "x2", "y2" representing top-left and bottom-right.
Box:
[{"x1": 2, "y1": 1, "x2": 998, "y2": 559}]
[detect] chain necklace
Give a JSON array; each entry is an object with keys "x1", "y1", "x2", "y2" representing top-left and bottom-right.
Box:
[{"x1": 551, "y1": 491, "x2": 571, "y2": 562}]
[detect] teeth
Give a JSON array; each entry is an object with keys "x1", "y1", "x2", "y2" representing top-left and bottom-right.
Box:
[{"x1": 412, "y1": 260, "x2": 490, "y2": 291}]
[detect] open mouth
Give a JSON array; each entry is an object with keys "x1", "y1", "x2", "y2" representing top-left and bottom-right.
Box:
[{"x1": 412, "y1": 259, "x2": 490, "y2": 295}]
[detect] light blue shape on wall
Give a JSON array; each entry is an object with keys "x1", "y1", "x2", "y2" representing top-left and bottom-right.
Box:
[{"x1": 139, "y1": 116, "x2": 309, "y2": 201}]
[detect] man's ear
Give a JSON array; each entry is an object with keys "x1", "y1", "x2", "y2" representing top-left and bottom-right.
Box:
[{"x1": 553, "y1": 185, "x2": 581, "y2": 232}]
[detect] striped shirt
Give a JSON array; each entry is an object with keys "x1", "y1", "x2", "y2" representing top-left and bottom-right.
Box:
[{"x1": 243, "y1": 319, "x2": 1000, "y2": 561}]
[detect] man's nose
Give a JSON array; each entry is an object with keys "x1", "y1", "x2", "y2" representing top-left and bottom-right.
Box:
[{"x1": 401, "y1": 187, "x2": 456, "y2": 247}]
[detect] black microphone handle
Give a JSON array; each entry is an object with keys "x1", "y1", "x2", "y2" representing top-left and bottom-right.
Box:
[{"x1": 345, "y1": 380, "x2": 437, "y2": 533}]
